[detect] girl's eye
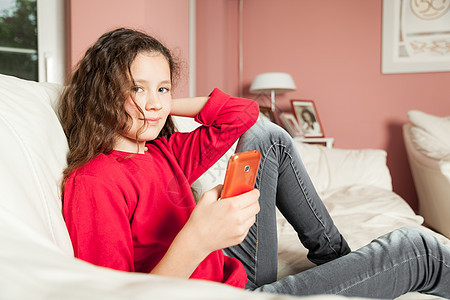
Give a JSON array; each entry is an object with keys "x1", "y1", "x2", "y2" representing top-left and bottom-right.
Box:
[
  {"x1": 158, "y1": 87, "x2": 170, "y2": 94},
  {"x1": 133, "y1": 86, "x2": 143, "y2": 93}
]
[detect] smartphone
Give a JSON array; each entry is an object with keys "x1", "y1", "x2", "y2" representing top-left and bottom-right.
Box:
[{"x1": 221, "y1": 150, "x2": 261, "y2": 199}]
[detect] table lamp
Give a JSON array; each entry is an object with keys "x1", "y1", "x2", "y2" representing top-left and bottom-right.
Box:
[{"x1": 249, "y1": 72, "x2": 296, "y2": 112}]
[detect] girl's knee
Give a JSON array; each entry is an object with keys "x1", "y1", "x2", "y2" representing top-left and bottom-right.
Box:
[
  {"x1": 237, "y1": 120, "x2": 295, "y2": 155},
  {"x1": 392, "y1": 227, "x2": 436, "y2": 248},
  {"x1": 244, "y1": 120, "x2": 291, "y2": 142},
  {"x1": 396, "y1": 227, "x2": 427, "y2": 239}
]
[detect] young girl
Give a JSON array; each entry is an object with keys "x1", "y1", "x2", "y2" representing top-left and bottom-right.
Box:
[{"x1": 60, "y1": 28, "x2": 450, "y2": 298}]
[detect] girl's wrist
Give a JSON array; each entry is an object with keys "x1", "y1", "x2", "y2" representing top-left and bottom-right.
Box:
[
  {"x1": 176, "y1": 224, "x2": 211, "y2": 261},
  {"x1": 150, "y1": 225, "x2": 209, "y2": 278},
  {"x1": 170, "y1": 96, "x2": 209, "y2": 117}
]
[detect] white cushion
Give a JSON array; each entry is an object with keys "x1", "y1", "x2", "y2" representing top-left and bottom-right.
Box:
[
  {"x1": 408, "y1": 110, "x2": 450, "y2": 160},
  {"x1": 294, "y1": 142, "x2": 392, "y2": 193},
  {"x1": 0, "y1": 74, "x2": 73, "y2": 254}
]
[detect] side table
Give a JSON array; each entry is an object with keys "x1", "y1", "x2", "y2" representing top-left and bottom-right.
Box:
[{"x1": 293, "y1": 137, "x2": 335, "y2": 148}]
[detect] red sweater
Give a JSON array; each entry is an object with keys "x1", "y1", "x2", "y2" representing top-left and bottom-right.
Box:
[{"x1": 63, "y1": 89, "x2": 259, "y2": 288}]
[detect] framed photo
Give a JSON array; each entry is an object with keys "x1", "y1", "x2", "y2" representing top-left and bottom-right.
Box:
[
  {"x1": 291, "y1": 100, "x2": 324, "y2": 138},
  {"x1": 382, "y1": 0, "x2": 450, "y2": 74},
  {"x1": 279, "y1": 113, "x2": 304, "y2": 137},
  {"x1": 259, "y1": 106, "x2": 275, "y2": 122}
]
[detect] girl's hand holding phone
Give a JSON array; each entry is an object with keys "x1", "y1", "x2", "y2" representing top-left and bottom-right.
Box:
[
  {"x1": 184, "y1": 185, "x2": 260, "y2": 258},
  {"x1": 151, "y1": 185, "x2": 259, "y2": 279},
  {"x1": 178, "y1": 151, "x2": 261, "y2": 263}
]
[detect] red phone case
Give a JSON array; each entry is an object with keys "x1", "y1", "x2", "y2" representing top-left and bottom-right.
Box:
[{"x1": 222, "y1": 150, "x2": 261, "y2": 199}]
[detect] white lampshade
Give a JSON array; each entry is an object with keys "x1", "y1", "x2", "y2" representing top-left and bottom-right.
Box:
[
  {"x1": 249, "y1": 72, "x2": 296, "y2": 94},
  {"x1": 249, "y1": 72, "x2": 296, "y2": 112}
]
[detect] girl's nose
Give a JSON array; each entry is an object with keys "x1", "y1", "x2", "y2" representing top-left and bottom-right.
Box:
[{"x1": 145, "y1": 94, "x2": 163, "y2": 111}]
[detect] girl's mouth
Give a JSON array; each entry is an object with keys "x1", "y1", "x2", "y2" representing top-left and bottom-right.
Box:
[{"x1": 140, "y1": 117, "x2": 161, "y2": 126}]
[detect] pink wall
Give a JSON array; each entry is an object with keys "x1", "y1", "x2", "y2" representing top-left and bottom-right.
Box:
[
  {"x1": 196, "y1": 0, "x2": 240, "y2": 96},
  {"x1": 197, "y1": 0, "x2": 450, "y2": 210},
  {"x1": 67, "y1": 0, "x2": 190, "y2": 97}
]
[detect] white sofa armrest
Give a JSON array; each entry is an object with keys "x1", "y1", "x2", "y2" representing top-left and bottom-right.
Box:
[{"x1": 404, "y1": 124, "x2": 450, "y2": 238}]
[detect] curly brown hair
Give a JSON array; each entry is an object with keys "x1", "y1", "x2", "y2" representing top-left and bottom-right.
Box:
[{"x1": 58, "y1": 28, "x2": 180, "y2": 198}]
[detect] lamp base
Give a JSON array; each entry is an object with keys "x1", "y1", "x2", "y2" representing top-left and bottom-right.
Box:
[{"x1": 271, "y1": 89, "x2": 276, "y2": 112}]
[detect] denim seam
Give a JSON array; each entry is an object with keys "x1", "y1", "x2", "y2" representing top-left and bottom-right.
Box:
[
  {"x1": 335, "y1": 253, "x2": 450, "y2": 295},
  {"x1": 253, "y1": 213, "x2": 259, "y2": 285},
  {"x1": 288, "y1": 154, "x2": 338, "y2": 257},
  {"x1": 260, "y1": 141, "x2": 339, "y2": 257},
  {"x1": 253, "y1": 142, "x2": 276, "y2": 286}
]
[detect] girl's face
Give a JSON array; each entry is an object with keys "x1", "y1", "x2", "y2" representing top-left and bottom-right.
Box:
[
  {"x1": 302, "y1": 111, "x2": 312, "y2": 122},
  {"x1": 114, "y1": 52, "x2": 172, "y2": 153}
]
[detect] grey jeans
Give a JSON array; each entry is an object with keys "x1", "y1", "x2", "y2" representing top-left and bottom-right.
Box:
[{"x1": 224, "y1": 120, "x2": 450, "y2": 298}]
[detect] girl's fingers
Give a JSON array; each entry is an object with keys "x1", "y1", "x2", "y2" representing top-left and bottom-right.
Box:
[
  {"x1": 201, "y1": 185, "x2": 223, "y2": 203},
  {"x1": 224, "y1": 190, "x2": 260, "y2": 226},
  {"x1": 239, "y1": 199, "x2": 260, "y2": 222},
  {"x1": 224, "y1": 189, "x2": 260, "y2": 209}
]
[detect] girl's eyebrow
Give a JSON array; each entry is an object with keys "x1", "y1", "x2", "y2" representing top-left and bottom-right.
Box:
[
  {"x1": 160, "y1": 80, "x2": 172, "y2": 85},
  {"x1": 134, "y1": 79, "x2": 171, "y2": 85}
]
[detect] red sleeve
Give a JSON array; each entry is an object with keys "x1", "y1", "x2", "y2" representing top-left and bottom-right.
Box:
[
  {"x1": 63, "y1": 174, "x2": 135, "y2": 272},
  {"x1": 167, "y1": 88, "x2": 259, "y2": 184}
]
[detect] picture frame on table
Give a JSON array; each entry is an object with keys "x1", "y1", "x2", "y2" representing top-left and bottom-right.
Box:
[
  {"x1": 279, "y1": 113, "x2": 304, "y2": 137},
  {"x1": 291, "y1": 99, "x2": 324, "y2": 138}
]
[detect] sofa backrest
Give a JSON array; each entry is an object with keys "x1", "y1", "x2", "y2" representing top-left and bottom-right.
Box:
[{"x1": 0, "y1": 74, "x2": 73, "y2": 254}]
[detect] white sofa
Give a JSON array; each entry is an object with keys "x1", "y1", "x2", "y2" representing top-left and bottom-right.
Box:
[
  {"x1": 0, "y1": 74, "x2": 448, "y2": 300},
  {"x1": 403, "y1": 110, "x2": 450, "y2": 239}
]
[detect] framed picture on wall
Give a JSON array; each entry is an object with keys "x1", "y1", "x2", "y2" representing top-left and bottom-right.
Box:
[
  {"x1": 279, "y1": 113, "x2": 304, "y2": 137},
  {"x1": 291, "y1": 100, "x2": 324, "y2": 138},
  {"x1": 382, "y1": 0, "x2": 450, "y2": 74}
]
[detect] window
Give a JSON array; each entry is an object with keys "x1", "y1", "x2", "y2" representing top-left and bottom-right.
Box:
[{"x1": 0, "y1": 0, "x2": 65, "y2": 84}]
